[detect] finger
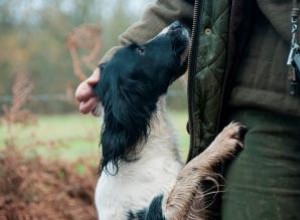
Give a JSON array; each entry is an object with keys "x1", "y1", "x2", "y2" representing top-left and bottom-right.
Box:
[
  {"x1": 86, "y1": 68, "x2": 100, "y2": 86},
  {"x1": 75, "y1": 82, "x2": 94, "y2": 102},
  {"x1": 75, "y1": 68, "x2": 100, "y2": 102},
  {"x1": 79, "y1": 97, "x2": 98, "y2": 114}
]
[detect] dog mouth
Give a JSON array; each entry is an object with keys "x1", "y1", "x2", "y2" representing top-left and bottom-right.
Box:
[
  {"x1": 165, "y1": 22, "x2": 190, "y2": 82},
  {"x1": 164, "y1": 21, "x2": 190, "y2": 64}
]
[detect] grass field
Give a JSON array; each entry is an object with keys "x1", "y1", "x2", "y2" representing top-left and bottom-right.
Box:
[{"x1": 0, "y1": 111, "x2": 190, "y2": 161}]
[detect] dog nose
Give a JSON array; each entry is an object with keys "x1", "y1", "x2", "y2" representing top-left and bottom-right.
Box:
[{"x1": 169, "y1": 21, "x2": 182, "y2": 30}]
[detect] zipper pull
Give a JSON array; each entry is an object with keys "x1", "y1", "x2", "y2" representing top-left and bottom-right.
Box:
[{"x1": 287, "y1": 1, "x2": 300, "y2": 96}]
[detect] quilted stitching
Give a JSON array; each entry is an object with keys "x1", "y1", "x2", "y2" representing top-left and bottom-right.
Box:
[{"x1": 191, "y1": 0, "x2": 230, "y2": 155}]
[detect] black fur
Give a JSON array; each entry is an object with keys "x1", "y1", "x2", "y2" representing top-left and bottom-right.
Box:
[
  {"x1": 93, "y1": 21, "x2": 189, "y2": 174},
  {"x1": 127, "y1": 195, "x2": 166, "y2": 220}
]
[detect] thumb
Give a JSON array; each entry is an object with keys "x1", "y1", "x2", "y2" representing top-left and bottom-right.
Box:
[{"x1": 86, "y1": 68, "x2": 100, "y2": 86}]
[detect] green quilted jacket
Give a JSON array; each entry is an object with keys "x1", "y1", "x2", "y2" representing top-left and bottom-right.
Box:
[{"x1": 101, "y1": 0, "x2": 300, "y2": 162}]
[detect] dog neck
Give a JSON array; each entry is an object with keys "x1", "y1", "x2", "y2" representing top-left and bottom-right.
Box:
[
  {"x1": 104, "y1": 96, "x2": 181, "y2": 174},
  {"x1": 95, "y1": 97, "x2": 183, "y2": 220}
]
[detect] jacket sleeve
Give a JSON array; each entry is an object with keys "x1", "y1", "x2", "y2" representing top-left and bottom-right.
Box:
[{"x1": 100, "y1": 0, "x2": 194, "y2": 63}]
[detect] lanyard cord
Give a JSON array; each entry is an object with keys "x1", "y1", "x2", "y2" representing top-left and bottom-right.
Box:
[
  {"x1": 291, "y1": 0, "x2": 299, "y2": 44},
  {"x1": 287, "y1": 0, "x2": 300, "y2": 96},
  {"x1": 287, "y1": 1, "x2": 299, "y2": 66}
]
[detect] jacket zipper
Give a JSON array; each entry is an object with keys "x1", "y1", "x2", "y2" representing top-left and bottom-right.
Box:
[{"x1": 186, "y1": 0, "x2": 204, "y2": 163}]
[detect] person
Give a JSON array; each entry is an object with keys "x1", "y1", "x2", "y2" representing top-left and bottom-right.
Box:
[{"x1": 75, "y1": 1, "x2": 300, "y2": 219}]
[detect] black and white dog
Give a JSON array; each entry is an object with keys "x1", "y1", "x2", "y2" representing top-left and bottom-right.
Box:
[{"x1": 93, "y1": 21, "x2": 244, "y2": 220}]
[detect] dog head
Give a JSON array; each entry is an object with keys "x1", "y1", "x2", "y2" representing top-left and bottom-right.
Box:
[{"x1": 93, "y1": 21, "x2": 190, "y2": 173}]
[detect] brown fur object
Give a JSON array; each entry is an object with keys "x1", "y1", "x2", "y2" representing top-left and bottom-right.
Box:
[{"x1": 164, "y1": 122, "x2": 245, "y2": 220}]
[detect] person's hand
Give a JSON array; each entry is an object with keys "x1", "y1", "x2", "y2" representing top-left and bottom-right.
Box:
[{"x1": 75, "y1": 68, "x2": 101, "y2": 116}]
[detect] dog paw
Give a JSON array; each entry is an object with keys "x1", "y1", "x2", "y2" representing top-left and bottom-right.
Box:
[
  {"x1": 222, "y1": 121, "x2": 246, "y2": 147},
  {"x1": 209, "y1": 122, "x2": 246, "y2": 159}
]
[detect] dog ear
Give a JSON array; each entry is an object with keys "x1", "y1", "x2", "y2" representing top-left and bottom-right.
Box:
[
  {"x1": 92, "y1": 63, "x2": 107, "y2": 98},
  {"x1": 100, "y1": 69, "x2": 159, "y2": 174}
]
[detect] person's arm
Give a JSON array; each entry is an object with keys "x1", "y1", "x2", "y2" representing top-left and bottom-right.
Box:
[
  {"x1": 101, "y1": 0, "x2": 194, "y2": 63},
  {"x1": 75, "y1": 0, "x2": 194, "y2": 114}
]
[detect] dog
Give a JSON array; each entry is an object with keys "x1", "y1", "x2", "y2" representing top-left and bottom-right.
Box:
[{"x1": 93, "y1": 21, "x2": 245, "y2": 220}]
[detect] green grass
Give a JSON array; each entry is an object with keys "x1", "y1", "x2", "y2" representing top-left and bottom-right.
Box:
[
  {"x1": 0, "y1": 111, "x2": 190, "y2": 161},
  {"x1": 169, "y1": 111, "x2": 190, "y2": 160}
]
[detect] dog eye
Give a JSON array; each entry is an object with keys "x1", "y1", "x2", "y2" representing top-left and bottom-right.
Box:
[{"x1": 136, "y1": 47, "x2": 145, "y2": 55}]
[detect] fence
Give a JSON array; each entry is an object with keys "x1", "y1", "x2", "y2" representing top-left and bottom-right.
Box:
[{"x1": 0, "y1": 90, "x2": 187, "y2": 114}]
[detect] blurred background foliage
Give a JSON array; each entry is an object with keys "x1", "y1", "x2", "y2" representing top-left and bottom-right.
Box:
[
  {"x1": 0, "y1": 0, "x2": 187, "y2": 113},
  {"x1": 0, "y1": 0, "x2": 189, "y2": 159},
  {"x1": 0, "y1": 2, "x2": 189, "y2": 216}
]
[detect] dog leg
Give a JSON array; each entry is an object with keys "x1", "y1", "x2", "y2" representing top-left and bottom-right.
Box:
[{"x1": 164, "y1": 122, "x2": 246, "y2": 220}]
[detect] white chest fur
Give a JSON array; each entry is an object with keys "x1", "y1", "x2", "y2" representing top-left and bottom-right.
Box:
[{"x1": 95, "y1": 105, "x2": 182, "y2": 220}]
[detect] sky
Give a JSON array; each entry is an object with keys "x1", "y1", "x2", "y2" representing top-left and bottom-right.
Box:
[{"x1": 5, "y1": 0, "x2": 153, "y2": 24}]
